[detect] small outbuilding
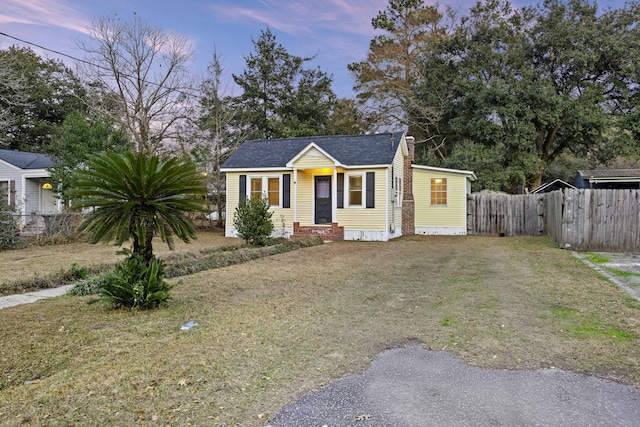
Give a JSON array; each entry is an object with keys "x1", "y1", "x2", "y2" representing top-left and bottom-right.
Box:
[{"x1": 575, "y1": 169, "x2": 640, "y2": 190}]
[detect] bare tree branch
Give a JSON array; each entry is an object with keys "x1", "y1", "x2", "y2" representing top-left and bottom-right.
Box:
[{"x1": 77, "y1": 14, "x2": 194, "y2": 155}]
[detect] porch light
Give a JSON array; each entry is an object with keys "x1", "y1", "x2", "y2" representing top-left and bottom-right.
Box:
[{"x1": 42, "y1": 183, "x2": 53, "y2": 189}]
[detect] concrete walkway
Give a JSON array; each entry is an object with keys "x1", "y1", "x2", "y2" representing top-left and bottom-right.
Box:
[
  {"x1": 0, "y1": 285, "x2": 73, "y2": 309},
  {"x1": 573, "y1": 252, "x2": 640, "y2": 301}
]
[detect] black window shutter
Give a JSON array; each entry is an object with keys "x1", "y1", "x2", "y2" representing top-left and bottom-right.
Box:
[
  {"x1": 239, "y1": 175, "x2": 246, "y2": 204},
  {"x1": 366, "y1": 172, "x2": 375, "y2": 208},
  {"x1": 337, "y1": 173, "x2": 344, "y2": 208},
  {"x1": 282, "y1": 174, "x2": 290, "y2": 208}
]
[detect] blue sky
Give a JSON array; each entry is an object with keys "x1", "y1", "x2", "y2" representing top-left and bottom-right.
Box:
[{"x1": 0, "y1": 0, "x2": 626, "y2": 99}]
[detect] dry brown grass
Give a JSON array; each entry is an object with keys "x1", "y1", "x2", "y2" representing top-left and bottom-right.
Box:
[
  {"x1": 0, "y1": 232, "x2": 236, "y2": 284},
  {"x1": 1, "y1": 235, "x2": 639, "y2": 426}
]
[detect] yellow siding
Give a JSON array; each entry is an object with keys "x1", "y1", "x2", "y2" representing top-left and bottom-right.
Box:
[
  {"x1": 391, "y1": 145, "x2": 405, "y2": 232},
  {"x1": 225, "y1": 171, "x2": 296, "y2": 235},
  {"x1": 295, "y1": 170, "x2": 314, "y2": 224},
  {"x1": 227, "y1": 166, "x2": 394, "y2": 235},
  {"x1": 336, "y1": 167, "x2": 387, "y2": 231},
  {"x1": 292, "y1": 149, "x2": 335, "y2": 168},
  {"x1": 413, "y1": 169, "x2": 468, "y2": 228},
  {"x1": 225, "y1": 172, "x2": 240, "y2": 236}
]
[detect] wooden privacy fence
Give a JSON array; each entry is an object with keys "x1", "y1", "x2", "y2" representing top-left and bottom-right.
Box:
[
  {"x1": 467, "y1": 189, "x2": 640, "y2": 252},
  {"x1": 467, "y1": 193, "x2": 545, "y2": 236},
  {"x1": 546, "y1": 189, "x2": 640, "y2": 252}
]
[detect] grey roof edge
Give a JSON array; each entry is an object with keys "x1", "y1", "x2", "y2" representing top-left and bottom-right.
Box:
[
  {"x1": 577, "y1": 169, "x2": 640, "y2": 178},
  {"x1": 0, "y1": 149, "x2": 53, "y2": 169}
]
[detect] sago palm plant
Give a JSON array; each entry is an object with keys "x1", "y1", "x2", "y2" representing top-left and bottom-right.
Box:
[
  {"x1": 69, "y1": 151, "x2": 208, "y2": 309},
  {"x1": 69, "y1": 151, "x2": 208, "y2": 263}
]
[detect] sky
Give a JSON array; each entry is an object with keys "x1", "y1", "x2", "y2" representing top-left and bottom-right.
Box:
[
  {"x1": 0, "y1": 0, "x2": 627, "y2": 99},
  {"x1": 0, "y1": 0, "x2": 467, "y2": 98}
]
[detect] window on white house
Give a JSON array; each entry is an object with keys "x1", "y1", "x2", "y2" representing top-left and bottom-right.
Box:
[
  {"x1": 394, "y1": 176, "x2": 402, "y2": 207},
  {"x1": 0, "y1": 181, "x2": 8, "y2": 205},
  {"x1": 348, "y1": 174, "x2": 363, "y2": 207},
  {"x1": 431, "y1": 178, "x2": 447, "y2": 205}
]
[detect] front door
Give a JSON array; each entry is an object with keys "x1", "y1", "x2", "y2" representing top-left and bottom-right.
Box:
[{"x1": 314, "y1": 176, "x2": 332, "y2": 224}]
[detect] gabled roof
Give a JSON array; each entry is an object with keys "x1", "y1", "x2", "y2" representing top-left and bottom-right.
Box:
[
  {"x1": 531, "y1": 179, "x2": 576, "y2": 194},
  {"x1": 221, "y1": 132, "x2": 405, "y2": 170},
  {"x1": 0, "y1": 149, "x2": 53, "y2": 169}
]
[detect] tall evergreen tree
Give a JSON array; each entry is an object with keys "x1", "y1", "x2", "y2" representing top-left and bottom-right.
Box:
[
  {"x1": 349, "y1": 0, "x2": 454, "y2": 140},
  {"x1": 0, "y1": 47, "x2": 85, "y2": 151},
  {"x1": 195, "y1": 48, "x2": 247, "y2": 225},
  {"x1": 233, "y1": 28, "x2": 337, "y2": 139}
]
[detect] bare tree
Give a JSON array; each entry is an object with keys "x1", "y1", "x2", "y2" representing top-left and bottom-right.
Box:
[
  {"x1": 77, "y1": 14, "x2": 194, "y2": 155},
  {"x1": 0, "y1": 53, "x2": 30, "y2": 146}
]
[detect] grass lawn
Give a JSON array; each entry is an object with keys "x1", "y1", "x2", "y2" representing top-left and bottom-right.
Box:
[
  {"x1": 1, "y1": 235, "x2": 639, "y2": 426},
  {"x1": 0, "y1": 232, "x2": 238, "y2": 285}
]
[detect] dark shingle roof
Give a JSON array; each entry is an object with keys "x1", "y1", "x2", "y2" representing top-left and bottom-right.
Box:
[
  {"x1": 578, "y1": 169, "x2": 640, "y2": 179},
  {"x1": 0, "y1": 149, "x2": 53, "y2": 169},
  {"x1": 222, "y1": 132, "x2": 405, "y2": 169}
]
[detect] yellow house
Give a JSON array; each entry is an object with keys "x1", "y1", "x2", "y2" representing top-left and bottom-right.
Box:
[
  {"x1": 412, "y1": 165, "x2": 477, "y2": 235},
  {"x1": 221, "y1": 132, "x2": 476, "y2": 241}
]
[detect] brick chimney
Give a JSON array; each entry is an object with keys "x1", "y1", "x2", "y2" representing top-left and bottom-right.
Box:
[{"x1": 402, "y1": 135, "x2": 415, "y2": 235}]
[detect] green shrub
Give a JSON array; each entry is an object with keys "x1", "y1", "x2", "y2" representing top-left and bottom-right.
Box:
[
  {"x1": 0, "y1": 200, "x2": 21, "y2": 250},
  {"x1": 100, "y1": 255, "x2": 172, "y2": 310},
  {"x1": 71, "y1": 274, "x2": 111, "y2": 296},
  {"x1": 67, "y1": 262, "x2": 90, "y2": 281},
  {"x1": 233, "y1": 197, "x2": 274, "y2": 246}
]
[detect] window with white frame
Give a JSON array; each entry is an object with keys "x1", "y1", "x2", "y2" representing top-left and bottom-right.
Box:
[
  {"x1": 267, "y1": 177, "x2": 279, "y2": 206},
  {"x1": 431, "y1": 178, "x2": 447, "y2": 205},
  {"x1": 347, "y1": 173, "x2": 364, "y2": 207},
  {"x1": 0, "y1": 181, "x2": 8, "y2": 205},
  {"x1": 394, "y1": 176, "x2": 402, "y2": 207},
  {"x1": 250, "y1": 177, "x2": 262, "y2": 200},
  {"x1": 249, "y1": 176, "x2": 281, "y2": 207}
]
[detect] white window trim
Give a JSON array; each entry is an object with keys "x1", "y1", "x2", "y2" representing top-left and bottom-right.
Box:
[
  {"x1": 0, "y1": 180, "x2": 9, "y2": 205},
  {"x1": 247, "y1": 175, "x2": 282, "y2": 208},
  {"x1": 430, "y1": 177, "x2": 448, "y2": 207},
  {"x1": 394, "y1": 175, "x2": 402, "y2": 207},
  {"x1": 345, "y1": 172, "x2": 366, "y2": 208}
]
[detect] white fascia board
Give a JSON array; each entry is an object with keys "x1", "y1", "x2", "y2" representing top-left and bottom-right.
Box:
[
  {"x1": 0, "y1": 158, "x2": 23, "y2": 172},
  {"x1": 220, "y1": 167, "x2": 293, "y2": 173},
  {"x1": 285, "y1": 142, "x2": 343, "y2": 168},
  {"x1": 21, "y1": 169, "x2": 51, "y2": 178},
  {"x1": 400, "y1": 133, "x2": 409, "y2": 157},
  {"x1": 590, "y1": 177, "x2": 640, "y2": 183},
  {"x1": 412, "y1": 164, "x2": 477, "y2": 181},
  {"x1": 341, "y1": 164, "x2": 390, "y2": 170}
]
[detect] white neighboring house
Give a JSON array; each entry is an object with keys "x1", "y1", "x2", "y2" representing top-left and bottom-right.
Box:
[{"x1": 0, "y1": 149, "x2": 61, "y2": 232}]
